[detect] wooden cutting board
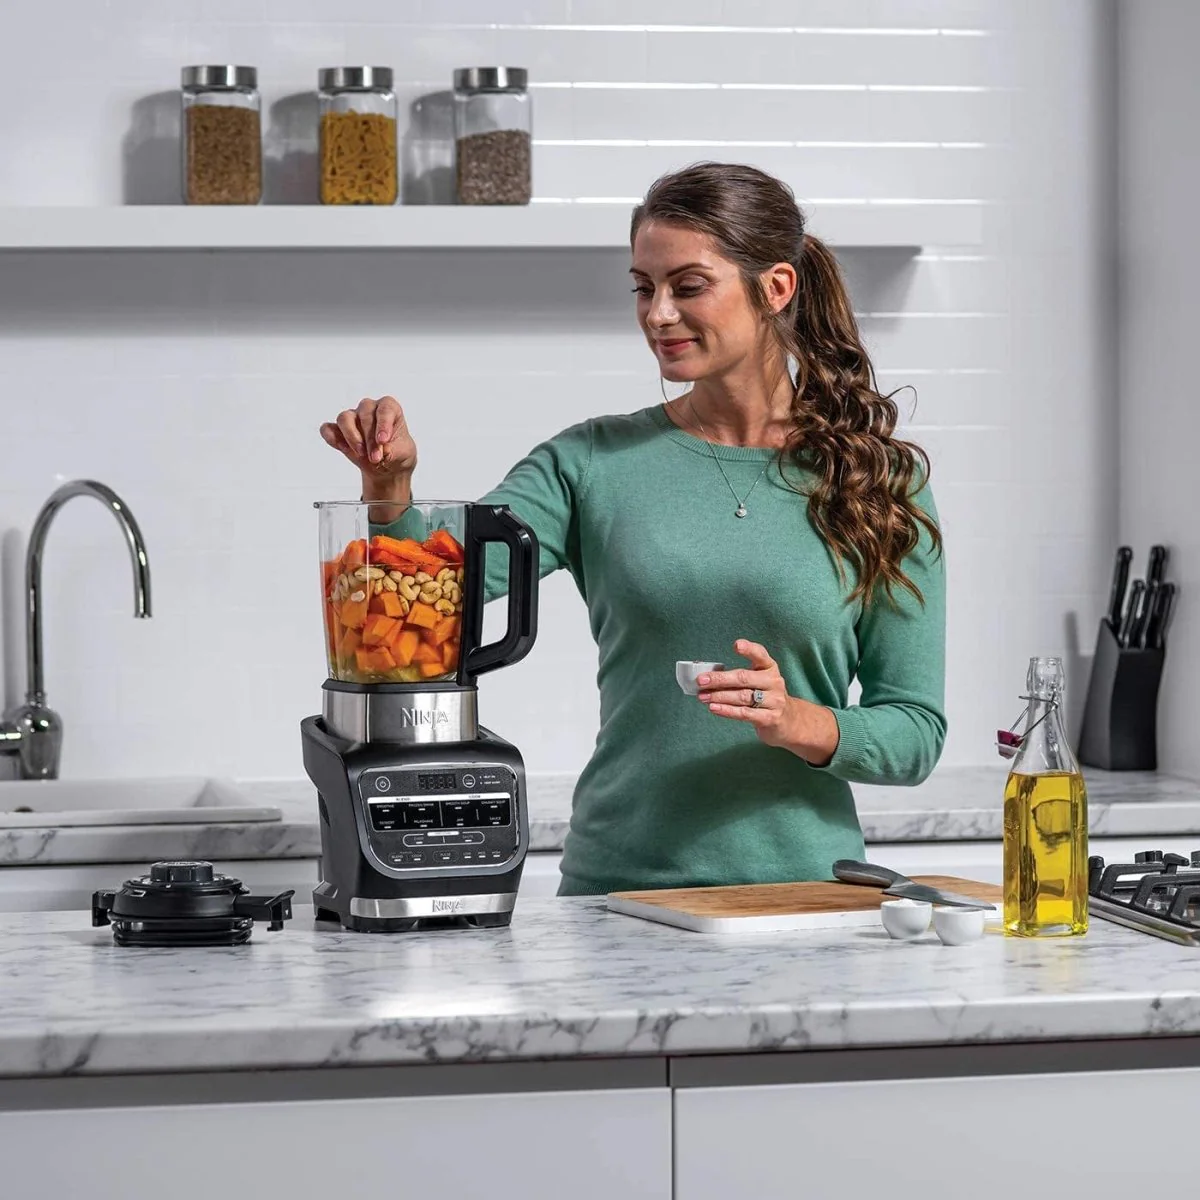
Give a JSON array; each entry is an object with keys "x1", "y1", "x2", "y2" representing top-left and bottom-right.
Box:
[{"x1": 606, "y1": 876, "x2": 1003, "y2": 933}]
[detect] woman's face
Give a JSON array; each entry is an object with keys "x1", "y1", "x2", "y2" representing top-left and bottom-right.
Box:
[{"x1": 630, "y1": 221, "x2": 793, "y2": 384}]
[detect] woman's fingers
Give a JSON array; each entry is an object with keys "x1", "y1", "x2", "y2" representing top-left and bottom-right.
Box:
[
  {"x1": 374, "y1": 396, "x2": 402, "y2": 447},
  {"x1": 707, "y1": 702, "x2": 772, "y2": 726},
  {"x1": 698, "y1": 666, "x2": 772, "y2": 692},
  {"x1": 335, "y1": 408, "x2": 368, "y2": 459},
  {"x1": 735, "y1": 639, "x2": 777, "y2": 671},
  {"x1": 356, "y1": 397, "x2": 381, "y2": 462},
  {"x1": 699, "y1": 688, "x2": 777, "y2": 709},
  {"x1": 319, "y1": 422, "x2": 354, "y2": 458}
]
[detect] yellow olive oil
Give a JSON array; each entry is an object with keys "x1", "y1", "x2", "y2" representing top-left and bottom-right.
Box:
[{"x1": 1003, "y1": 770, "x2": 1088, "y2": 936}]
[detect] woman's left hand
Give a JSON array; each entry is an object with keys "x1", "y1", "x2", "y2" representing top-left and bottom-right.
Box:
[{"x1": 697, "y1": 640, "x2": 840, "y2": 764}]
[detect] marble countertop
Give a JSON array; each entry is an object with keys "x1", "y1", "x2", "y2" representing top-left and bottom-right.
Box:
[
  {"x1": 4, "y1": 898, "x2": 1200, "y2": 1078},
  {"x1": 4, "y1": 767, "x2": 1199, "y2": 867}
]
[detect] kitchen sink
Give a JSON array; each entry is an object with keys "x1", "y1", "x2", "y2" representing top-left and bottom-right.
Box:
[{"x1": 0, "y1": 777, "x2": 283, "y2": 828}]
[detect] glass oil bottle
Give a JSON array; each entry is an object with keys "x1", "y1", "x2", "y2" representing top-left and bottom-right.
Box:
[{"x1": 1002, "y1": 656, "x2": 1089, "y2": 936}]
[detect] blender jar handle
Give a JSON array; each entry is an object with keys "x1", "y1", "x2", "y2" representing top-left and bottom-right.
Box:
[{"x1": 463, "y1": 504, "x2": 540, "y2": 678}]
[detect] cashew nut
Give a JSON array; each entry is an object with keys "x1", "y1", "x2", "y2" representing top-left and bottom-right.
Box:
[{"x1": 434, "y1": 599, "x2": 455, "y2": 616}]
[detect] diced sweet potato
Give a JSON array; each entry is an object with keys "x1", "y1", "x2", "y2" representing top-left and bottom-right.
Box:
[
  {"x1": 376, "y1": 592, "x2": 405, "y2": 619},
  {"x1": 431, "y1": 615, "x2": 459, "y2": 647},
  {"x1": 342, "y1": 539, "x2": 367, "y2": 570},
  {"x1": 361, "y1": 612, "x2": 399, "y2": 647},
  {"x1": 389, "y1": 628, "x2": 420, "y2": 668},
  {"x1": 339, "y1": 592, "x2": 370, "y2": 631},
  {"x1": 337, "y1": 626, "x2": 362, "y2": 665},
  {"x1": 412, "y1": 640, "x2": 442, "y2": 666},
  {"x1": 423, "y1": 529, "x2": 464, "y2": 564},
  {"x1": 442, "y1": 639, "x2": 459, "y2": 671},
  {"x1": 355, "y1": 645, "x2": 396, "y2": 674},
  {"x1": 419, "y1": 660, "x2": 447, "y2": 678},
  {"x1": 405, "y1": 601, "x2": 439, "y2": 630}
]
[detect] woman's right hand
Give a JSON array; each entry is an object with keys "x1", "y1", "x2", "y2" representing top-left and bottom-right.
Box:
[{"x1": 320, "y1": 396, "x2": 417, "y2": 501}]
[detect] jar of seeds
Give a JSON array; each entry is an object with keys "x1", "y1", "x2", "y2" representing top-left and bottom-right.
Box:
[
  {"x1": 453, "y1": 67, "x2": 532, "y2": 205},
  {"x1": 318, "y1": 67, "x2": 398, "y2": 205},
  {"x1": 181, "y1": 66, "x2": 262, "y2": 205}
]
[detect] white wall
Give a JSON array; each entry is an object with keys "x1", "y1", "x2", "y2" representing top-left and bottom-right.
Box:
[
  {"x1": 0, "y1": 1, "x2": 1116, "y2": 780},
  {"x1": 1117, "y1": 0, "x2": 1200, "y2": 778}
]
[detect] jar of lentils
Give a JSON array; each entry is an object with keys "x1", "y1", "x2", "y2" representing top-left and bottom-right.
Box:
[
  {"x1": 318, "y1": 66, "x2": 398, "y2": 205},
  {"x1": 181, "y1": 66, "x2": 262, "y2": 205},
  {"x1": 453, "y1": 67, "x2": 532, "y2": 205}
]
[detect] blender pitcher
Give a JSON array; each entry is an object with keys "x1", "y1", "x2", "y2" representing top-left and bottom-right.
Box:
[{"x1": 317, "y1": 499, "x2": 537, "y2": 691}]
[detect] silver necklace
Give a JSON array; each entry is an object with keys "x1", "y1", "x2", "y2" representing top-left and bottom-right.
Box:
[{"x1": 684, "y1": 396, "x2": 772, "y2": 519}]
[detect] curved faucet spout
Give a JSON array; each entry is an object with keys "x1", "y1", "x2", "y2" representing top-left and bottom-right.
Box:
[{"x1": 25, "y1": 480, "x2": 152, "y2": 706}]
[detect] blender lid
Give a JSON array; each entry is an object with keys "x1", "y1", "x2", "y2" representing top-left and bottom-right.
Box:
[{"x1": 93, "y1": 861, "x2": 294, "y2": 947}]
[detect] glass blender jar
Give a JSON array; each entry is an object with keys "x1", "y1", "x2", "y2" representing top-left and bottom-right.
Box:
[{"x1": 314, "y1": 499, "x2": 538, "y2": 738}]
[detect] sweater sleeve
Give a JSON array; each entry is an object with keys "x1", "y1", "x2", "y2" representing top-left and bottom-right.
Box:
[
  {"x1": 371, "y1": 420, "x2": 593, "y2": 604},
  {"x1": 476, "y1": 419, "x2": 593, "y2": 602},
  {"x1": 812, "y1": 481, "x2": 947, "y2": 786}
]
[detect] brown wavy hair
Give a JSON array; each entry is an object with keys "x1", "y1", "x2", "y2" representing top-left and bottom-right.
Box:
[{"x1": 631, "y1": 162, "x2": 942, "y2": 606}]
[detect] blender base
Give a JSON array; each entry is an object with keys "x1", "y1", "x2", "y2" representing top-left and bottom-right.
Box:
[{"x1": 303, "y1": 712, "x2": 529, "y2": 935}]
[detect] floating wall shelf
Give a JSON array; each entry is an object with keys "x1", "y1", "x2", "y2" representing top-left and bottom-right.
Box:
[{"x1": 0, "y1": 202, "x2": 982, "y2": 252}]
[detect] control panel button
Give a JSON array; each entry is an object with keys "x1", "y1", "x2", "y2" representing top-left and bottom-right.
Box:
[
  {"x1": 370, "y1": 804, "x2": 400, "y2": 832},
  {"x1": 432, "y1": 849, "x2": 459, "y2": 865},
  {"x1": 476, "y1": 798, "x2": 512, "y2": 827},
  {"x1": 402, "y1": 833, "x2": 427, "y2": 847},
  {"x1": 405, "y1": 801, "x2": 440, "y2": 829},
  {"x1": 461, "y1": 831, "x2": 485, "y2": 845},
  {"x1": 440, "y1": 800, "x2": 477, "y2": 828},
  {"x1": 461, "y1": 773, "x2": 476, "y2": 789},
  {"x1": 374, "y1": 775, "x2": 392, "y2": 794}
]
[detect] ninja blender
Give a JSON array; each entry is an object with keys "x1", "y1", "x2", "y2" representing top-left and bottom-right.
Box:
[{"x1": 301, "y1": 499, "x2": 539, "y2": 932}]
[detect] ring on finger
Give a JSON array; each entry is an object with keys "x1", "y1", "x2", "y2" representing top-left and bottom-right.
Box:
[{"x1": 750, "y1": 689, "x2": 765, "y2": 709}]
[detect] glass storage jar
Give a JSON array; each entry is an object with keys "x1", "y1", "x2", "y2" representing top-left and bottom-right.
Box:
[
  {"x1": 318, "y1": 66, "x2": 398, "y2": 205},
  {"x1": 181, "y1": 65, "x2": 261, "y2": 205},
  {"x1": 453, "y1": 67, "x2": 532, "y2": 205}
]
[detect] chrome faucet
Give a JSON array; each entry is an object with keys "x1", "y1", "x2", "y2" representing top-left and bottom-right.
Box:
[{"x1": 0, "y1": 481, "x2": 151, "y2": 779}]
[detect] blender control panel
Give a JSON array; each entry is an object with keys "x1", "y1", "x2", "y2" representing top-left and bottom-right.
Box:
[{"x1": 359, "y1": 765, "x2": 519, "y2": 870}]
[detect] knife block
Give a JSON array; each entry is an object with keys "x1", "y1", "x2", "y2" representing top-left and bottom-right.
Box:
[{"x1": 1077, "y1": 620, "x2": 1165, "y2": 771}]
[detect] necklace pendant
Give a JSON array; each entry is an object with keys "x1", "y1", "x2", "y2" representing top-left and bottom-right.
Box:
[{"x1": 735, "y1": 505, "x2": 748, "y2": 518}]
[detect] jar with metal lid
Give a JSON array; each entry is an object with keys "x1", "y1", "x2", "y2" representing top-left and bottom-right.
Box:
[
  {"x1": 318, "y1": 67, "x2": 398, "y2": 205},
  {"x1": 453, "y1": 67, "x2": 532, "y2": 205},
  {"x1": 181, "y1": 65, "x2": 262, "y2": 205}
]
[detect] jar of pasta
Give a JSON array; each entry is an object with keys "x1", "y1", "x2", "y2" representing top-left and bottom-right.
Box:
[
  {"x1": 181, "y1": 65, "x2": 262, "y2": 205},
  {"x1": 318, "y1": 66, "x2": 398, "y2": 205},
  {"x1": 453, "y1": 67, "x2": 531, "y2": 205}
]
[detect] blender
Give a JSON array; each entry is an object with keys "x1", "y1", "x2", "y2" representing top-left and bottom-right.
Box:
[{"x1": 301, "y1": 499, "x2": 539, "y2": 932}]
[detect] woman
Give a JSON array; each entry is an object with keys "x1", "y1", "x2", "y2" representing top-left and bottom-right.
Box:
[{"x1": 320, "y1": 162, "x2": 946, "y2": 896}]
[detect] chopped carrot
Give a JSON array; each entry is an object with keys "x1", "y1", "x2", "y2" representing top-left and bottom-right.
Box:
[{"x1": 423, "y1": 529, "x2": 465, "y2": 564}]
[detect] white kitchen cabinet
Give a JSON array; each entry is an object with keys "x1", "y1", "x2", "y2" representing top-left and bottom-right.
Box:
[
  {"x1": 1, "y1": 1087, "x2": 672, "y2": 1200},
  {"x1": 675, "y1": 1067, "x2": 1200, "y2": 1199}
]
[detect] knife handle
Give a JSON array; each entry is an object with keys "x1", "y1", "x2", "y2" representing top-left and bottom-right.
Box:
[
  {"x1": 1118, "y1": 578, "x2": 1145, "y2": 648},
  {"x1": 1107, "y1": 546, "x2": 1133, "y2": 631},
  {"x1": 1147, "y1": 544, "x2": 1168, "y2": 587},
  {"x1": 832, "y1": 860, "x2": 907, "y2": 889}
]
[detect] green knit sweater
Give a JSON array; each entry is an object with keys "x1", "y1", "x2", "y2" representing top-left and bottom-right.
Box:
[{"x1": 402, "y1": 405, "x2": 946, "y2": 896}]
